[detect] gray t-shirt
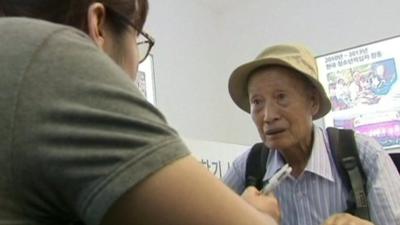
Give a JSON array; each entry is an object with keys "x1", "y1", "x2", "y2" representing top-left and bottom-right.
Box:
[{"x1": 0, "y1": 18, "x2": 190, "y2": 225}]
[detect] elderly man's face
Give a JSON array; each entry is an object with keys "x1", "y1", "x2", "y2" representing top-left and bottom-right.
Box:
[{"x1": 248, "y1": 66, "x2": 319, "y2": 152}]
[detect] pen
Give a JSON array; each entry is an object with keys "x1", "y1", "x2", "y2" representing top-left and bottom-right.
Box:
[{"x1": 261, "y1": 164, "x2": 292, "y2": 194}]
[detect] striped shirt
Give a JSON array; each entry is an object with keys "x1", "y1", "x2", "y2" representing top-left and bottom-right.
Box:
[{"x1": 222, "y1": 126, "x2": 400, "y2": 225}]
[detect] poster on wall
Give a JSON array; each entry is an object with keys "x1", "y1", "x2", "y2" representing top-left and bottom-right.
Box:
[
  {"x1": 316, "y1": 36, "x2": 400, "y2": 151},
  {"x1": 136, "y1": 54, "x2": 156, "y2": 105}
]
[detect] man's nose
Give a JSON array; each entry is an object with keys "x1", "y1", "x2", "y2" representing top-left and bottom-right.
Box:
[{"x1": 263, "y1": 105, "x2": 280, "y2": 123}]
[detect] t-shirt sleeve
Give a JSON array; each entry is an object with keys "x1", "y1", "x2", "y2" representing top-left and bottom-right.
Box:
[{"x1": 12, "y1": 27, "x2": 190, "y2": 225}]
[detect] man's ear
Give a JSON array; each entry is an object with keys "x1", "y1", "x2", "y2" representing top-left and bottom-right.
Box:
[
  {"x1": 87, "y1": 3, "x2": 107, "y2": 48},
  {"x1": 310, "y1": 90, "x2": 320, "y2": 117}
]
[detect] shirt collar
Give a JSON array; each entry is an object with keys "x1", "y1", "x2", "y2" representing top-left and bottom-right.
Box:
[
  {"x1": 263, "y1": 126, "x2": 335, "y2": 182},
  {"x1": 263, "y1": 149, "x2": 286, "y2": 181}
]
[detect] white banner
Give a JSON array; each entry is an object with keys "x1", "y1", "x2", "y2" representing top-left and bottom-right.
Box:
[{"x1": 183, "y1": 138, "x2": 248, "y2": 178}]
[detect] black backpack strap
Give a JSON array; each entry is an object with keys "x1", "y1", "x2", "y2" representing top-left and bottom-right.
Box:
[
  {"x1": 245, "y1": 143, "x2": 269, "y2": 190},
  {"x1": 326, "y1": 127, "x2": 370, "y2": 220}
]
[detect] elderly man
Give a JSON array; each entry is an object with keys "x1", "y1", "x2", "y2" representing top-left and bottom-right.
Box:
[{"x1": 223, "y1": 44, "x2": 400, "y2": 225}]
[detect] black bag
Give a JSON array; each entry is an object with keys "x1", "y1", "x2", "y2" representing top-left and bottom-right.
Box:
[{"x1": 245, "y1": 127, "x2": 370, "y2": 220}]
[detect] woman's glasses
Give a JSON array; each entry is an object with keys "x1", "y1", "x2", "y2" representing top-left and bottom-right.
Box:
[{"x1": 105, "y1": 5, "x2": 155, "y2": 63}]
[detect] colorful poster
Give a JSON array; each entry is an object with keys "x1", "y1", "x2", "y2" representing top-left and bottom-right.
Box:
[{"x1": 316, "y1": 36, "x2": 400, "y2": 151}]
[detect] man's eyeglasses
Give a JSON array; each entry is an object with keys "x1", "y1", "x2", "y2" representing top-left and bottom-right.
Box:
[{"x1": 105, "y1": 5, "x2": 155, "y2": 63}]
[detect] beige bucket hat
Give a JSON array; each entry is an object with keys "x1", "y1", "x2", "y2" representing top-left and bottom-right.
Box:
[{"x1": 228, "y1": 44, "x2": 331, "y2": 120}]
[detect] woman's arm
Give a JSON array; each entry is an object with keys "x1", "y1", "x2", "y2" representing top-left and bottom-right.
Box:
[{"x1": 100, "y1": 155, "x2": 279, "y2": 225}]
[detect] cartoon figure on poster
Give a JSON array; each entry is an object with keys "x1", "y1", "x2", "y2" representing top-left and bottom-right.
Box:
[{"x1": 328, "y1": 59, "x2": 397, "y2": 110}]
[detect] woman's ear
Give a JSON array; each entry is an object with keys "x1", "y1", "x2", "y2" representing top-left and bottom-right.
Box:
[{"x1": 87, "y1": 3, "x2": 107, "y2": 48}]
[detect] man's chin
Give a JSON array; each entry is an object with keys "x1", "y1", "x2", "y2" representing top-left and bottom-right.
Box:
[
  {"x1": 265, "y1": 140, "x2": 288, "y2": 150},
  {"x1": 265, "y1": 142, "x2": 278, "y2": 150}
]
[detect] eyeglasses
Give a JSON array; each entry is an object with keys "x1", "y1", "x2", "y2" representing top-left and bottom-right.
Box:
[
  {"x1": 104, "y1": 5, "x2": 155, "y2": 63},
  {"x1": 136, "y1": 30, "x2": 155, "y2": 63}
]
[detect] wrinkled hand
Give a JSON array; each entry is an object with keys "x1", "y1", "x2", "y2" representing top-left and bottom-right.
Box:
[
  {"x1": 241, "y1": 186, "x2": 281, "y2": 224},
  {"x1": 322, "y1": 213, "x2": 374, "y2": 225}
]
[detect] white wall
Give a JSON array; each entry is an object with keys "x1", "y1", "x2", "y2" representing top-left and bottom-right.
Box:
[
  {"x1": 146, "y1": 0, "x2": 400, "y2": 146},
  {"x1": 146, "y1": 0, "x2": 252, "y2": 145}
]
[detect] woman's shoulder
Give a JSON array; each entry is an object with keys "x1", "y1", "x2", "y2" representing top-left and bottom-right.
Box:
[{"x1": 0, "y1": 17, "x2": 92, "y2": 52}]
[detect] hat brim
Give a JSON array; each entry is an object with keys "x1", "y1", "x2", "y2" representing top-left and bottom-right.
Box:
[{"x1": 228, "y1": 57, "x2": 331, "y2": 120}]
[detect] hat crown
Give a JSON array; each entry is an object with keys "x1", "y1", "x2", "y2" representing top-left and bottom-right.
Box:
[{"x1": 255, "y1": 44, "x2": 318, "y2": 80}]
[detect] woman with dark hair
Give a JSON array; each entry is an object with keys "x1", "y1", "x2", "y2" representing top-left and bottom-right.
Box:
[
  {"x1": 0, "y1": 1, "x2": 279, "y2": 225},
  {"x1": 0, "y1": 0, "x2": 151, "y2": 78}
]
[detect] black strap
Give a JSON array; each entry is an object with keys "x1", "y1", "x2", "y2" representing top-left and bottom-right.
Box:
[
  {"x1": 389, "y1": 153, "x2": 400, "y2": 174},
  {"x1": 245, "y1": 143, "x2": 269, "y2": 190},
  {"x1": 327, "y1": 127, "x2": 370, "y2": 220}
]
